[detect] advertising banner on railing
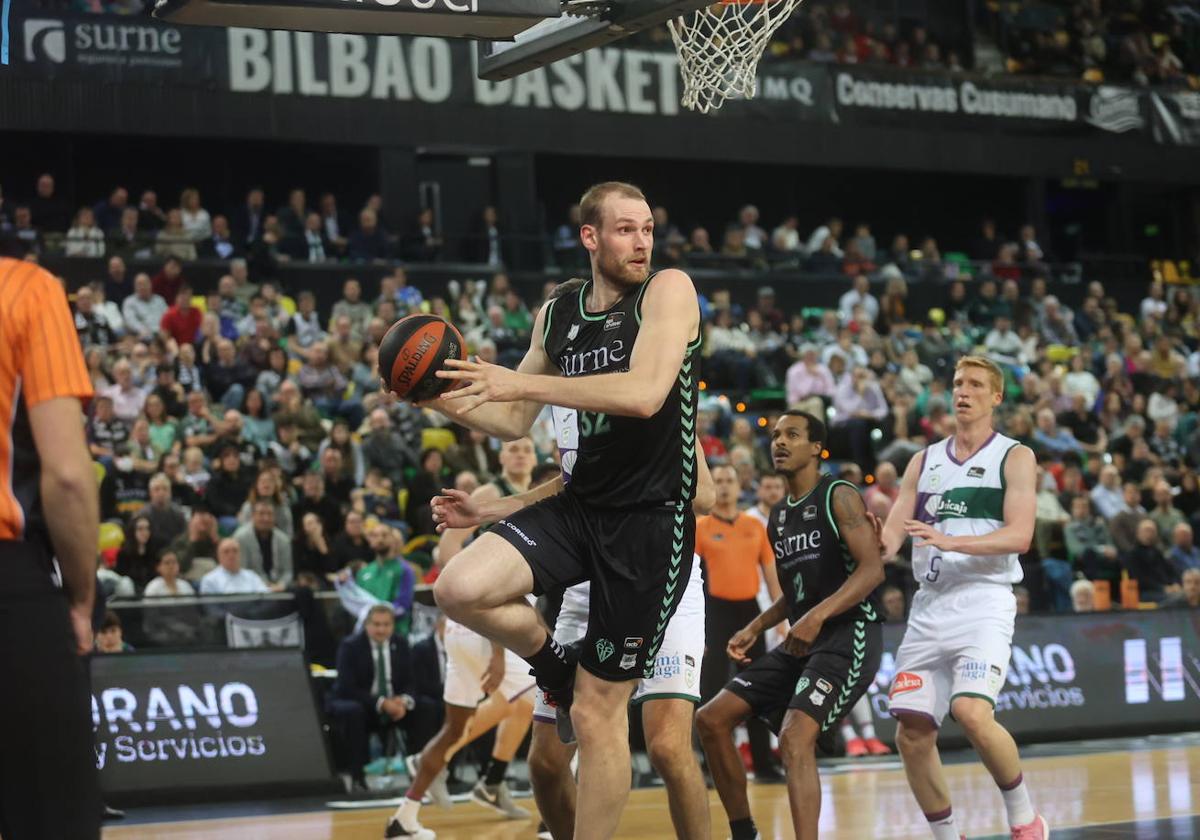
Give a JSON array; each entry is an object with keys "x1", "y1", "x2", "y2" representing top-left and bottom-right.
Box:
[
  {"x1": 865, "y1": 608, "x2": 1200, "y2": 745},
  {"x1": 8, "y1": 9, "x2": 1190, "y2": 145},
  {"x1": 91, "y1": 649, "x2": 333, "y2": 801}
]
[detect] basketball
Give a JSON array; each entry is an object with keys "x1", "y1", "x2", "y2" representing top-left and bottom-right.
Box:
[{"x1": 378, "y1": 314, "x2": 466, "y2": 402}]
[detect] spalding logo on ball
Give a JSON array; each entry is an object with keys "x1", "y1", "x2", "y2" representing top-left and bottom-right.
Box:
[{"x1": 379, "y1": 314, "x2": 467, "y2": 402}]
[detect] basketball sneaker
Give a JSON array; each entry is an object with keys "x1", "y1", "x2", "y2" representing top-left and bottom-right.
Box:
[
  {"x1": 1010, "y1": 814, "x2": 1049, "y2": 839},
  {"x1": 863, "y1": 738, "x2": 892, "y2": 755},
  {"x1": 384, "y1": 799, "x2": 436, "y2": 840},
  {"x1": 470, "y1": 780, "x2": 531, "y2": 819},
  {"x1": 537, "y1": 821, "x2": 553, "y2": 840},
  {"x1": 535, "y1": 641, "x2": 580, "y2": 744},
  {"x1": 404, "y1": 754, "x2": 452, "y2": 809},
  {"x1": 845, "y1": 737, "x2": 868, "y2": 757}
]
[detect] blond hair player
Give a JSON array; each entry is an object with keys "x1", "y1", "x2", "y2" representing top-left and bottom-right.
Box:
[{"x1": 880, "y1": 356, "x2": 1048, "y2": 840}]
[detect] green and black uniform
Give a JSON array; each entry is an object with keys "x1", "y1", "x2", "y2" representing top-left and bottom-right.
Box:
[
  {"x1": 491, "y1": 273, "x2": 701, "y2": 681},
  {"x1": 725, "y1": 473, "x2": 883, "y2": 733}
]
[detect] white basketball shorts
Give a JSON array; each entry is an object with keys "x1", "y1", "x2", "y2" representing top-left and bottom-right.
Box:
[
  {"x1": 534, "y1": 555, "x2": 705, "y2": 723},
  {"x1": 443, "y1": 618, "x2": 537, "y2": 708},
  {"x1": 887, "y1": 583, "x2": 1015, "y2": 726}
]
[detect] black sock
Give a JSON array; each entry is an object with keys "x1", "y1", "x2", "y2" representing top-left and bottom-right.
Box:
[
  {"x1": 524, "y1": 634, "x2": 572, "y2": 687},
  {"x1": 483, "y1": 758, "x2": 508, "y2": 786},
  {"x1": 729, "y1": 817, "x2": 758, "y2": 840}
]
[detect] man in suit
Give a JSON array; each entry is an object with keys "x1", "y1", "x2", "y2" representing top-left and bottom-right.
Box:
[
  {"x1": 230, "y1": 187, "x2": 266, "y2": 249},
  {"x1": 232, "y1": 500, "x2": 293, "y2": 589},
  {"x1": 329, "y1": 605, "x2": 440, "y2": 790}
]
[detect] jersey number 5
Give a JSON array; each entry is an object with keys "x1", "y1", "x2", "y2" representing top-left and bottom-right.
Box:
[
  {"x1": 925, "y1": 555, "x2": 941, "y2": 583},
  {"x1": 580, "y1": 411, "x2": 610, "y2": 438}
]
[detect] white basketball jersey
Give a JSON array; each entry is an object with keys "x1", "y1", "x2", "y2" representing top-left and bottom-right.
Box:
[{"x1": 911, "y1": 432, "x2": 1024, "y2": 590}]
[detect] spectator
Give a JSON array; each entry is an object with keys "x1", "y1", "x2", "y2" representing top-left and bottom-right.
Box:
[
  {"x1": 1150, "y1": 481, "x2": 1187, "y2": 550},
  {"x1": 88, "y1": 395, "x2": 128, "y2": 464},
  {"x1": 357, "y1": 523, "x2": 409, "y2": 603},
  {"x1": 331, "y1": 278, "x2": 372, "y2": 342},
  {"x1": 736, "y1": 205, "x2": 767, "y2": 252},
  {"x1": 464, "y1": 205, "x2": 505, "y2": 266},
  {"x1": 864, "y1": 461, "x2": 899, "y2": 518},
  {"x1": 65, "y1": 207, "x2": 106, "y2": 258},
  {"x1": 1032, "y1": 408, "x2": 1084, "y2": 458},
  {"x1": 143, "y1": 551, "x2": 196, "y2": 598},
  {"x1": 1168, "y1": 522, "x2": 1200, "y2": 576},
  {"x1": 160, "y1": 287, "x2": 203, "y2": 348},
  {"x1": 286, "y1": 291, "x2": 328, "y2": 362},
  {"x1": 403, "y1": 207, "x2": 443, "y2": 263},
  {"x1": 294, "y1": 470, "x2": 344, "y2": 539},
  {"x1": 319, "y1": 193, "x2": 350, "y2": 256},
  {"x1": 837, "y1": 275, "x2": 878, "y2": 324},
  {"x1": 832, "y1": 366, "x2": 887, "y2": 468},
  {"x1": 274, "y1": 379, "x2": 326, "y2": 450},
  {"x1": 277, "y1": 188, "x2": 309, "y2": 239},
  {"x1": 1110, "y1": 482, "x2": 1148, "y2": 553},
  {"x1": 239, "y1": 388, "x2": 276, "y2": 455},
  {"x1": 298, "y1": 342, "x2": 359, "y2": 426},
  {"x1": 122, "y1": 273, "x2": 167, "y2": 342},
  {"x1": 199, "y1": 538, "x2": 269, "y2": 595},
  {"x1": 152, "y1": 256, "x2": 186, "y2": 302},
  {"x1": 1065, "y1": 494, "x2": 1119, "y2": 586},
  {"x1": 238, "y1": 468, "x2": 295, "y2": 538},
  {"x1": 785, "y1": 345, "x2": 835, "y2": 416},
  {"x1": 233, "y1": 500, "x2": 293, "y2": 589},
  {"x1": 179, "y1": 188, "x2": 212, "y2": 242},
  {"x1": 198, "y1": 215, "x2": 238, "y2": 260},
  {"x1": 73, "y1": 285, "x2": 115, "y2": 349},
  {"x1": 135, "y1": 473, "x2": 188, "y2": 545},
  {"x1": 295, "y1": 511, "x2": 336, "y2": 579},
  {"x1": 206, "y1": 338, "x2": 256, "y2": 411},
  {"x1": 29, "y1": 173, "x2": 69, "y2": 232},
  {"x1": 231, "y1": 187, "x2": 267, "y2": 247},
  {"x1": 156, "y1": 209, "x2": 198, "y2": 261},
  {"x1": 880, "y1": 585, "x2": 905, "y2": 622},
  {"x1": 206, "y1": 444, "x2": 254, "y2": 528},
  {"x1": 96, "y1": 611, "x2": 134, "y2": 654},
  {"x1": 332, "y1": 510, "x2": 374, "y2": 568},
  {"x1": 770, "y1": 215, "x2": 803, "y2": 257},
  {"x1": 349, "y1": 208, "x2": 388, "y2": 262},
  {"x1": 1069, "y1": 579, "x2": 1095, "y2": 613},
  {"x1": 1121, "y1": 518, "x2": 1182, "y2": 602},
  {"x1": 1163, "y1": 568, "x2": 1200, "y2": 610},
  {"x1": 137, "y1": 189, "x2": 167, "y2": 232}
]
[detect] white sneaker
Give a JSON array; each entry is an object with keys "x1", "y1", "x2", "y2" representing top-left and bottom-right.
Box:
[
  {"x1": 470, "y1": 780, "x2": 531, "y2": 819},
  {"x1": 404, "y1": 754, "x2": 452, "y2": 809},
  {"x1": 384, "y1": 800, "x2": 436, "y2": 840},
  {"x1": 537, "y1": 820, "x2": 553, "y2": 839}
]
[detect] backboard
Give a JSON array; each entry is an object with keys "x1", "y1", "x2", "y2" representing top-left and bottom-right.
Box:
[
  {"x1": 476, "y1": 0, "x2": 708, "y2": 81},
  {"x1": 155, "y1": 0, "x2": 562, "y2": 40}
]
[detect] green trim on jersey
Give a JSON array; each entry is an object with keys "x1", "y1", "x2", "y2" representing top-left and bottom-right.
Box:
[
  {"x1": 786, "y1": 475, "x2": 826, "y2": 508},
  {"x1": 577, "y1": 280, "x2": 608, "y2": 322},
  {"x1": 823, "y1": 479, "x2": 858, "y2": 542},
  {"x1": 541, "y1": 296, "x2": 558, "y2": 354},
  {"x1": 934, "y1": 486, "x2": 1006, "y2": 522},
  {"x1": 998, "y1": 442, "x2": 1017, "y2": 493},
  {"x1": 821, "y1": 619, "x2": 868, "y2": 731}
]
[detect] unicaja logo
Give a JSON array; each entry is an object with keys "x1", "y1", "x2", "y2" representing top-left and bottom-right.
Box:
[{"x1": 24, "y1": 19, "x2": 67, "y2": 64}]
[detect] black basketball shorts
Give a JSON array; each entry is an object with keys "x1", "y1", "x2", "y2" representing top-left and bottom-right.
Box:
[
  {"x1": 491, "y1": 490, "x2": 695, "y2": 683},
  {"x1": 725, "y1": 619, "x2": 882, "y2": 734}
]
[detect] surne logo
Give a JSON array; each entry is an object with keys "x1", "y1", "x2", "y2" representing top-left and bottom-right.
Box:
[
  {"x1": 774, "y1": 529, "x2": 821, "y2": 557},
  {"x1": 559, "y1": 340, "x2": 627, "y2": 376}
]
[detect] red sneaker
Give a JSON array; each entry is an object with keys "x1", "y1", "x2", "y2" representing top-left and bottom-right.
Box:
[
  {"x1": 864, "y1": 737, "x2": 892, "y2": 755},
  {"x1": 1010, "y1": 814, "x2": 1049, "y2": 839},
  {"x1": 845, "y1": 737, "x2": 868, "y2": 757},
  {"x1": 738, "y1": 741, "x2": 754, "y2": 772}
]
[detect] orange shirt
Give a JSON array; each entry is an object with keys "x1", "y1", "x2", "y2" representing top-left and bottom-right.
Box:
[
  {"x1": 0, "y1": 259, "x2": 93, "y2": 541},
  {"x1": 696, "y1": 511, "x2": 774, "y2": 601}
]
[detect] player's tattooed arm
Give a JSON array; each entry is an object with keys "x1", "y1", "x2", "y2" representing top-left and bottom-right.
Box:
[{"x1": 805, "y1": 485, "x2": 886, "y2": 625}]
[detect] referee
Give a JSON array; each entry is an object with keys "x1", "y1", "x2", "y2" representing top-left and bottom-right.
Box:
[
  {"x1": 0, "y1": 258, "x2": 101, "y2": 839},
  {"x1": 696, "y1": 463, "x2": 785, "y2": 780}
]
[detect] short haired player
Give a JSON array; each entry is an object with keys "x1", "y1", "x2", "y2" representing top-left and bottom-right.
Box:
[
  {"x1": 880, "y1": 356, "x2": 1048, "y2": 840},
  {"x1": 391, "y1": 182, "x2": 703, "y2": 840},
  {"x1": 432, "y1": 406, "x2": 715, "y2": 840},
  {"x1": 696, "y1": 410, "x2": 885, "y2": 840}
]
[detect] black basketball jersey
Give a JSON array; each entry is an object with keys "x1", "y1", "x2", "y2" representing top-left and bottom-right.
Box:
[
  {"x1": 769, "y1": 474, "x2": 882, "y2": 627},
  {"x1": 542, "y1": 274, "x2": 700, "y2": 509}
]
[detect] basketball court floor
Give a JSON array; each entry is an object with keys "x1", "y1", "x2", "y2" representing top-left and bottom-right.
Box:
[{"x1": 104, "y1": 734, "x2": 1200, "y2": 839}]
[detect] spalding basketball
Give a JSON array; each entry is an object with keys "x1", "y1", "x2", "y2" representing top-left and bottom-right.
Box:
[{"x1": 378, "y1": 314, "x2": 467, "y2": 402}]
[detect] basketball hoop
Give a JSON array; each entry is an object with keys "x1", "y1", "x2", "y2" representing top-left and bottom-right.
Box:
[{"x1": 668, "y1": 0, "x2": 805, "y2": 113}]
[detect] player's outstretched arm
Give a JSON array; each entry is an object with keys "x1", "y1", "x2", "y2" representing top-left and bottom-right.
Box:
[
  {"x1": 432, "y1": 473, "x2": 566, "y2": 539},
  {"x1": 440, "y1": 269, "x2": 700, "y2": 419},
  {"x1": 906, "y1": 445, "x2": 1036, "y2": 556},
  {"x1": 784, "y1": 486, "x2": 885, "y2": 656},
  {"x1": 881, "y1": 451, "x2": 923, "y2": 561},
  {"x1": 428, "y1": 302, "x2": 558, "y2": 440}
]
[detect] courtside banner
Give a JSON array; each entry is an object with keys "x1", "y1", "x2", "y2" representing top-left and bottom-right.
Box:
[
  {"x1": 865, "y1": 608, "x2": 1200, "y2": 745},
  {"x1": 91, "y1": 649, "x2": 333, "y2": 801}
]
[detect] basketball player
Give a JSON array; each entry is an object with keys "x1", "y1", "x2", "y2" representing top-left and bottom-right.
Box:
[
  {"x1": 696, "y1": 410, "x2": 884, "y2": 840},
  {"x1": 394, "y1": 439, "x2": 540, "y2": 839},
  {"x1": 880, "y1": 356, "x2": 1048, "y2": 840},
  {"x1": 408, "y1": 182, "x2": 702, "y2": 840}
]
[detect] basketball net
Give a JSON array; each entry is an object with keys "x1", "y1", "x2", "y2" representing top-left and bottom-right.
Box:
[{"x1": 668, "y1": 0, "x2": 806, "y2": 113}]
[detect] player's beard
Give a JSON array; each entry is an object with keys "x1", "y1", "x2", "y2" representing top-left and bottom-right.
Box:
[{"x1": 596, "y1": 247, "x2": 650, "y2": 288}]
